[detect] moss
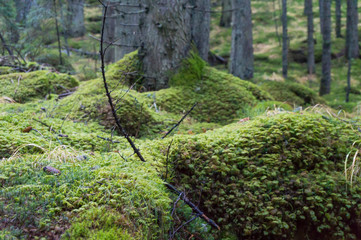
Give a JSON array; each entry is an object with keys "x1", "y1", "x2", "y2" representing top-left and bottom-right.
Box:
[
  {"x1": 154, "y1": 55, "x2": 273, "y2": 124},
  {"x1": 0, "y1": 152, "x2": 171, "y2": 239},
  {"x1": 0, "y1": 66, "x2": 15, "y2": 75},
  {"x1": 34, "y1": 49, "x2": 74, "y2": 73},
  {"x1": 259, "y1": 80, "x2": 325, "y2": 106},
  {"x1": 0, "y1": 70, "x2": 79, "y2": 103},
  {"x1": 166, "y1": 112, "x2": 361, "y2": 239}
]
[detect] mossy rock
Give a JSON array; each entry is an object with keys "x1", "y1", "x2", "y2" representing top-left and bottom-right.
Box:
[
  {"x1": 167, "y1": 112, "x2": 361, "y2": 239},
  {"x1": 34, "y1": 50, "x2": 74, "y2": 73},
  {"x1": 154, "y1": 54, "x2": 273, "y2": 124},
  {"x1": 0, "y1": 152, "x2": 171, "y2": 239},
  {"x1": 0, "y1": 70, "x2": 79, "y2": 103},
  {"x1": 259, "y1": 80, "x2": 325, "y2": 106}
]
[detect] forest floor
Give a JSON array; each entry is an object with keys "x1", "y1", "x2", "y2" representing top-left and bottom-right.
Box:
[{"x1": 1, "y1": 0, "x2": 361, "y2": 239}]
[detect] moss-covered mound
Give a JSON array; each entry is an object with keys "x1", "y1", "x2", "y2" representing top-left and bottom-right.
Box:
[
  {"x1": 55, "y1": 52, "x2": 154, "y2": 137},
  {"x1": 0, "y1": 152, "x2": 170, "y2": 239},
  {"x1": 154, "y1": 55, "x2": 273, "y2": 124},
  {"x1": 0, "y1": 71, "x2": 79, "y2": 103},
  {"x1": 168, "y1": 113, "x2": 361, "y2": 239},
  {"x1": 259, "y1": 80, "x2": 325, "y2": 106}
]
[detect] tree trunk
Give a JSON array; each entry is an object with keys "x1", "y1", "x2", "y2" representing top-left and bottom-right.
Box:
[
  {"x1": 139, "y1": 0, "x2": 192, "y2": 90},
  {"x1": 190, "y1": 0, "x2": 211, "y2": 61},
  {"x1": 319, "y1": 0, "x2": 324, "y2": 33},
  {"x1": 346, "y1": 0, "x2": 359, "y2": 59},
  {"x1": 282, "y1": 0, "x2": 288, "y2": 78},
  {"x1": 66, "y1": 0, "x2": 85, "y2": 37},
  {"x1": 103, "y1": 2, "x2": 116, "y2": 63},
  {"x1": 229, "y1": 0, "x2": 254, "y2": 79},
  {"x1": 220, "y1": 0, "x2": 232, "y2": 27},
  {"x1": 14, "y1": 0, "x2": 35, "y2": 24},
  {"x1": 335, "y1": 0, "x2": 342, "y2": 38},
  {"x1": 305, "y1": 0, "x2": 315, "y2": 74},
  {"x1": 53, "y1": 0, "x2": 63, "y2": 65},
  {"x1": 0, "y1": 32, "x2": 13, "y2": 56},
  {"x1": 319, "y1": 0, "x2": 331, "y2": 96}
]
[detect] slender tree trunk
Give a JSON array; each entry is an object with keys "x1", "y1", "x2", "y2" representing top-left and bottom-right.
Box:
[
  {"x1": 190, "y1": 0, "x2": 211, "y2": 61},
  {"x1": 0, "y1": 32, "x2": 13, "y2": 56},
  {"x1": 65, "y1": 0, "x2": 85, "y2": 37},
  {"x1": 273, "y1": 0, "x2": 281, "y2": 46},
  {"x1": 346, "y1": 57, "x2": 351, "y2": 102},
  {"x1": 229, "y1": 0, "x2": 254, "y2": 79},
  {"x1": 281, "y1": 0, "x2": 288, "y2": 78},
  {"x1": 305, "y1": 0, "x2": 315, "y2": 74},
  {"x1": 53, "y1": 0, "x2": 63, "y2": 65},
  {"x1": 59, "y1": 0, "x2": 70, "y2": 56},
  {"x1": 335, "y1": 0, "x2": 342, "y2": 38},
  {"x1": 139, "y1": 0, "x2": 192, "y2": 90},
  {"x1": 346, "y1": 0, "x2": 359, "y2": 59},
  {"x1": 220, "y1": 0, "x2": 232, "y2": 27},
  {"x1": 319, "y1": 0, "x2": 331, "y2": 96}
]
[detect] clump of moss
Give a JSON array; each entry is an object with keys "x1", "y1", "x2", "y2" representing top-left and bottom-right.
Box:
[
  {"x1": 154, "y1": 54, "x2": 273, "y2": 124},
  {"x1": 259, "y1": 80, "x2": 325, "y2": 106},
  {"x1": 34, "y1": 50, "x2": 74, "y2": 73},
  {"x1": 0, "y1": 66, "x2": 15, "y2": 75},
  {"x1": 0, "y1": 152, "x2": 171, "y2": 239},
  {"x1": 167, "y1": 112, "x2": 361, "y2": 239},
  {"x1": 0, "y1": 70, "x2": 78, "y2": 103}
]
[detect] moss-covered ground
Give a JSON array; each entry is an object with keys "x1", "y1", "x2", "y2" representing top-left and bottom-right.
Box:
[{"x1": 1, "y1": 0, "x2": 361, "y2": 239}]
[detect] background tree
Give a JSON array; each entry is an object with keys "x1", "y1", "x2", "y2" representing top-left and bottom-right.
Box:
[
  {"x1": 220, "y1": 0, "x2": 232, "y2": 27},
  {"x1": 335, "y1": 0, "x2": 342, "y2": 38},
  {"x1": 190, "y1": 0, "x2": 211, "y2": 61},
  {"x1": 65, "y1": 0, "x2": 86, "y2": 37},
  {"x1": 0, "y1": 0, "x2": 17, "y2": 55},
  {"x1": 305, "y1": 0, "x2": 315, "y2": 74},
  {"x1": 229, "y1": 0, "x2": 254, "y2": 79},
  {"x1": 282, "y1": 0, "x2": 288, "y2": 78},
  {"x1": 319, "y1": 0, "x2": 331, "y2": 96},
  {"x1": 346, "y1": 0, "x2": 359, "y2": 59}
]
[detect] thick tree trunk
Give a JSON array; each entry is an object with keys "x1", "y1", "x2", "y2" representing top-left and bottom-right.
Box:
[
  {"x1": 319, "y1": 0, "x2": 324, "y2": 33},
  {"x1": 335, "y1": 0, "x2": 342, "y2": 38},
  {"x1": 319, "y1": 0, "x2": 331, "y2": 96},
  {"x1": 346, "y1": 0, "x2": 359, "y2": 59},
  {"x1": 282, "y1": 0, "x2": 288, "y2": 78},
  {"x1": 229, "y1": 0, "x2": 254, "y2": 79},
  {"x1": 66, "y1": 0, "x2": 85, "y2": 37},
  {"x1": 305, "y1": 0, "x2": 315, "y2": 74},
  {"x1": 139, "y1": 0, "x2": 192, "y2": 90},
  {"x1": 220, "y1": 0, "x2": 232, "y2": 27},
  {"x1": 190, "y1": 0, "x2": 211, "y2": 61}
]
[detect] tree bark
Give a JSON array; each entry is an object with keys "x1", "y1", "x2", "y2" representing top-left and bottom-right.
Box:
[
  {"x1": 281, "y1": 0, "x2": 288, "y2": 78},
  {"x1": 190, "y1": 0, "x2": 211, "y2": 61},
  {"x1": 139, "y1": 0, "x2": 192, "y2": 90},
  {"x1": 335, "y1": 0, "x2": 342, "y2": 38},
  {"x1": 305, "y1": 0, "x2": 315, "y2": 74},
  {"x1": 346, "y1": 0, "x2": 359, "y2": 59},
  {"x1": 53, "y1": 0, "x2": 63, "y2": 65},
  {"x1": 220, "y1": 0, "x2": 232, "y2": 27},
  {"x1": 66, "y1": 0, "x2": 86, "y2": 37},
  {"x1": 319, "y1": 0, "x2": 331, "y2": 96},
  {"x1": 103, "y1": 2, "x2": 116, "y2": 63},
  {"x1": 229, "y1": 0, "x2": 254, "y2": 80}
]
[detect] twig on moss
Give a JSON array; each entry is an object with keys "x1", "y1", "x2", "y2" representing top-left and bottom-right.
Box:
[
  {"x1": 97, "y1": 135, "x2": 120, "y2": 143},
  {"x1": 169, "y1": 214, "x2": 199, "y2": 240},
  {"x1": 98, "y1": 0, "x2": 145, "y2": 162},
  {"x1": 165, "y1": 183, "x2": 220, "y2": 231},
  {"x1": 162, "y1": 103, "x2": 198, "y2": 139}
]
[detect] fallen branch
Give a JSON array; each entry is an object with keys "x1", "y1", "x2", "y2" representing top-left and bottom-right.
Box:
[
  {"x1": 165, "y1": 183, "x2": 220, "y2": 231},
  {"x1": 97, "y1": 135, "x2": 120, "y2": 143},
  {"x1": 162, "y1": 103, "x2": 198, "y2": 139}
]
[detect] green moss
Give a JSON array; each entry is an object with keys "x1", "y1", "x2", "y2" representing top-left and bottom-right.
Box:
[
  {"x1": 259, "y1": 80, "x2": 325, "y2": 106},
  {"x1": 0, "y1": 66, "x2": 15, "y2": 75},
  {"x1": 0, "y1": 70, "x2": 79, "y2": 103},
  {"x1": 154, "y1": 55, "x2": 273, "y2": 124},
  {"x1": 0, "y1": 152, "x2": 171, "y2": 239},
  {"x1": 34, "y1": 49, "x2": 74, "y2": 73},
  {"x1": 167, "y1": 112, "x2": 361, "y2": 239}
]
